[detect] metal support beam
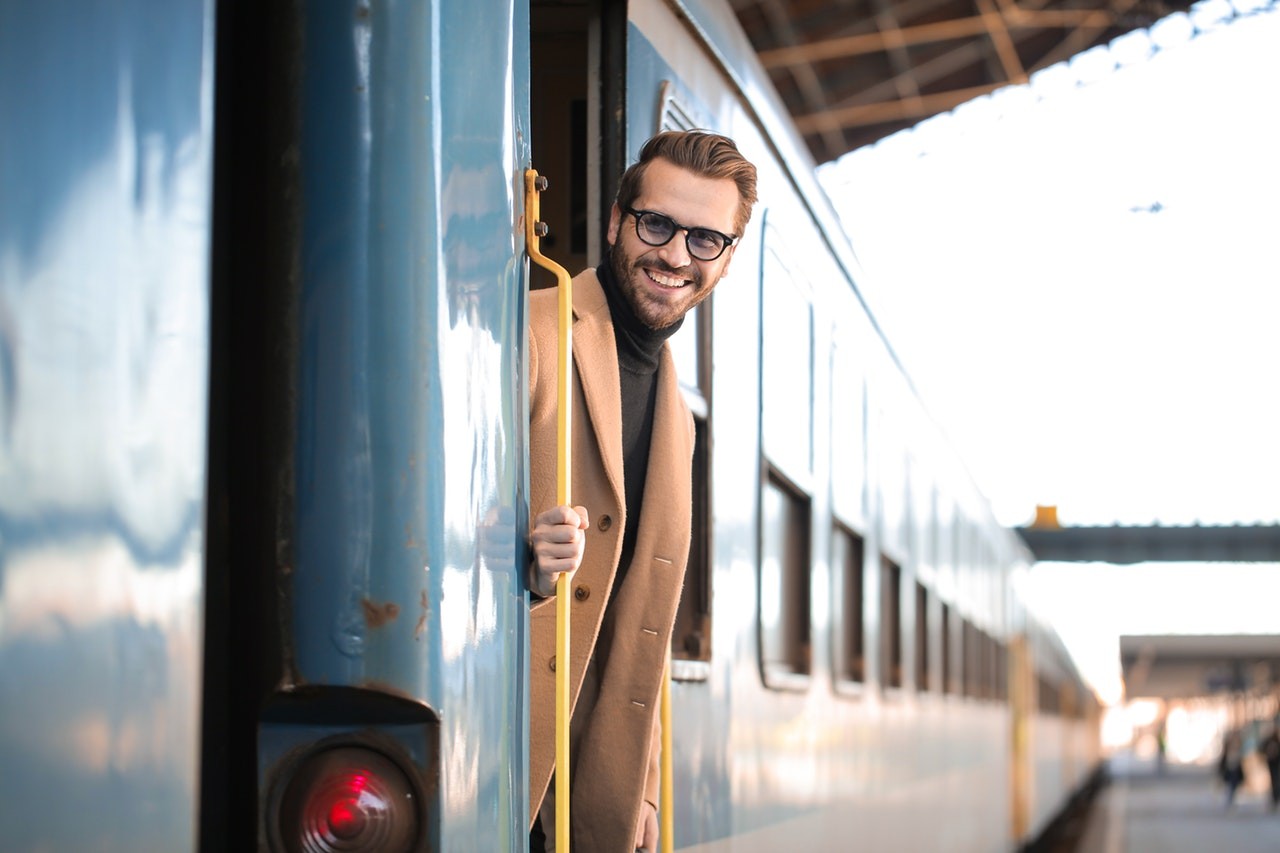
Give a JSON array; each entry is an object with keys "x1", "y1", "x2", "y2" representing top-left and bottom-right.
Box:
[{"x1": 1016, "y1": 524, "x2": 1280, "y2": 563}]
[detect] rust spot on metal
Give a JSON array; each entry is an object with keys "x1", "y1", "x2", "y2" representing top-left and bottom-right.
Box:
[
  {"x1": 362, "y1": 598, "x2": 400, "y2": 628},
  {"x1": 414, "y1": 590, "x2": 430, "y2": 640}
]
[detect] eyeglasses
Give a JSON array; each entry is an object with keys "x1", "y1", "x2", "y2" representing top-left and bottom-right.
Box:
[{"x1": 622, "y1": 206, "x2": 737, "y2": 262}]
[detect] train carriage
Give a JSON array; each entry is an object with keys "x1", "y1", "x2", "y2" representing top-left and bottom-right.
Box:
[{"x1": 0, "y1": 0, "x2": 1099, "y2": 850}]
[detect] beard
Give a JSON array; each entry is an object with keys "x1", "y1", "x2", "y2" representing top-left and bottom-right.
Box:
[{"x1": 609, "y1": 240, "x2": 711, "y2": 331}]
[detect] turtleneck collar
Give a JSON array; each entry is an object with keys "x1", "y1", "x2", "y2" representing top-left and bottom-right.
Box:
[{"x1": 598, "y1": 251, "x2": 682, "y2": 373}]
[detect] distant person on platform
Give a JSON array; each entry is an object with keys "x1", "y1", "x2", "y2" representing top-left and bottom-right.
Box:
[
  {"x1": 1218, "y1": 730, "x2": 1246, "y2": 809},
  {"x1": 1260, "y1": 722, "x2": 1280, "y2": 812}
]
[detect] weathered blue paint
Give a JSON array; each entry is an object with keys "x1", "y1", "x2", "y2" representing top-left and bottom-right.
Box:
[
  {"x1": 0, "y1": 1, "x2": 214, "y2": 850},
  {"x1": 287, "y1": 0, "x2": 529, "y2": 845}
]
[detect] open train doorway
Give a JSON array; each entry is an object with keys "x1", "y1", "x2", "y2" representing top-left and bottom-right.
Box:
[{"x1": 529, "y1": 1, "x2": 625, "y2": 289}]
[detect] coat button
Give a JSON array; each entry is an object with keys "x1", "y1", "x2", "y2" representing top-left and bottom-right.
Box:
[
  {"x1": 549, "y1": 656, "x2": 556, "y2": 672},
  {"x1": 574, "y1": 584, "x2": 590, "y2": 602},
  {"x1": 598, "y1": 515, "x2": 612, "y2": 531}
]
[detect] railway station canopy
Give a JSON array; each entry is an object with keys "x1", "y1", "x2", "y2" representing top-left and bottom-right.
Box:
[
  {"x1": 730, "y1": 0, "x2": 1203, "y2": 162},
  {"x1": 1016, "y1": 522, "x2": 1280, "y2": 563},
  {"x1": 1121, "y1": 634, "x2": 1280, "y2": 699}
]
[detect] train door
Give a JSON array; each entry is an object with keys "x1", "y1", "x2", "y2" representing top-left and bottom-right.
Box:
[
  {"x1": 209, "y1": 2, "x2": 533, "y2": 851},
  {"x1": 529, "y1": 0, "x2": 626, "y2": 289}
]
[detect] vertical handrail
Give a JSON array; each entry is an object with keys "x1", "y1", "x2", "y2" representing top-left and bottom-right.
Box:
[
  {"x1": 660, "y1": 649, "x2": 674, "y2": 853},
  {"x1": 525, "y1": 169, "x2": 574, "y2": 852}
]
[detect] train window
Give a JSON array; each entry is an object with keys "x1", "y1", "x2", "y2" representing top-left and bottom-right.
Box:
[
  {"x1": 761, "y1": 232, "x2": 813, "y2": 485},
  {"x1": 830, "y1": 333, "x2": 866, "y2": 524},
  {"x1": 876, "y1": 407, "x2": 909, "y2": 563},
  {"x1": 979, "y1": 628, "x2": 989, "y2": 700},
  {"x1": 978, "y1": 629, "x2": 994, "y2": 700},
  {"x1": 662, "y1": 83, "x2": 714, "y2": 679},
  {"x1": 879, "y1": 555, "x2": 902, "y2": 690},
  {"x1": 940, "y1": 602, "x2": 953, "y2": 695},
  {"x1": 981, "y1": 629, "x2": 995, "y2": 700},
  {"x1": 670, "y1": 291, "x2": 712, "y2": 679},
  {"x1": 903, "y1": 453, "x2": 917, "y2": 565},
  {"x1": 1038, "y1": 673, "x2": 1061, "y2": 715},
  {"x1": 914, "y1": 581, "x2": 930, "y2": 692},
  {"x1": 991, "y1": 635, "x2": 1003, "y2": 701},
  {"x1": 671, "y1": 414, "x2": 713, "y2": 676},
  {"x1": 993, "y1": 637, "x2": 1003, "y2": 696},
  {"x1": 832, "y1": 522, "x2": 865, "y2": 687},
  {"x1": 961, "y1": 618, "x2": 975, "y2": 698},
  {"x1": 669, "y1": 307, "x2": 703, "y2": 405},
  {"x1": 920, "y1": 477, "x2": 938, "y2": 568},
  {"x1": 759, "y1": 469, "x2": 811, "y2": 688},
  {"x1": 972, "y1": 623, "x2": 984, "y2": 699}
]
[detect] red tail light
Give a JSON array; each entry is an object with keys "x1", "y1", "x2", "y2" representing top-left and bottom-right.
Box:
[{"x1": 274, "y1": 745, "x2": 421, "y2": 853}]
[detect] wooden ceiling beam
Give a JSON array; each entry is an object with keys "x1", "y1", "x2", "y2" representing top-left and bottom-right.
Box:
[
  {"x1": 821, "y1": 38, "x2": 994, "y2": 110},
  {"x1": 757, "y1": 0, "x2": 851, "y2": 157},
  {"x1": 974, "y1": 0, "x2": 1027, "y2": 83},
  {"x1": 787, "y1": 0, "x2": 1098, "y2": 120},
  {"x1": 1031, "y1": 0, "x2": 1142, "y2": 69},
  {"x1": 794, "y1": 82, "x2": 1004, "y2": 133},
  {"x1": 870, "y1": 0, "x2": 926, "y2": 107},
  {"x1": 757, "y1": 5, "x2": 1118, "y2": 67}
]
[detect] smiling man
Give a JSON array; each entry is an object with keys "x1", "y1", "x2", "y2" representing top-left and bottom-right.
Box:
[{"x1": 526, "y1": 131, "x2": 758, "y2": 851}]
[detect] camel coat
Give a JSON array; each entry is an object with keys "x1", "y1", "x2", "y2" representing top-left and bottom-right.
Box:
[{"x1": 527, "y1": 268, "x2": 693, "y2": 850}]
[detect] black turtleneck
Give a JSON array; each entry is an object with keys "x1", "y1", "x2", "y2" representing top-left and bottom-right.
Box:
[{"x1": 598, "y1": 254, "x2": 682, "y2": 589}]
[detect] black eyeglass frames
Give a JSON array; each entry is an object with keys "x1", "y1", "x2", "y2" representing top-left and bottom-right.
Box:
[{"x1": 622, "y1": 206, "x2": 737, "y2": 262}]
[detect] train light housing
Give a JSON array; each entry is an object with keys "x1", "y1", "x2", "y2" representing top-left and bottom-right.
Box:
[{"x1": 272, "y1": 744, "x2": 422, "y2": 853}]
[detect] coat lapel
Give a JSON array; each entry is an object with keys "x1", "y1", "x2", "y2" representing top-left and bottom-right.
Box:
[
  {"x1": 570, "y1": 270, "x2": 626, "y2": 510},
  {"x1": 569, "y1": 344, "x2": 695, "y2": 851}
]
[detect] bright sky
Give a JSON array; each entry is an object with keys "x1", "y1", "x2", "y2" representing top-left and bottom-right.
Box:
[{"x1": 818, "y1": 1, "x2": 1280, "y2": 701}]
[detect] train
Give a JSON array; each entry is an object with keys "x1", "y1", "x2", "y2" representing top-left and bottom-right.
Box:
[{"x1": 0, "y1": 0, "x2": 1101, "y2": 850}]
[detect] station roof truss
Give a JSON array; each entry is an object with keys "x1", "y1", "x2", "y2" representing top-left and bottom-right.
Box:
[
  {"x1": 1120, "y1": 633, "x2": 1280, "y2": 699},
  {"x1": 1015, "y1": 523, "x2": 1280, "y2": 563},
  {"x1": 730, "y1": 0, "x2": 1199, "y2": 162}
]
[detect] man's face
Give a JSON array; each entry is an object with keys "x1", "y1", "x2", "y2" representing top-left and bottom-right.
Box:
[{"x1": 607, "y1": 158, "x2": 741, "y2": 330}]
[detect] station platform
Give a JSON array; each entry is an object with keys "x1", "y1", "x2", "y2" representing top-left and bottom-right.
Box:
[{"x1": 1073, "y1": 753, "x2": 1280, "y2": 853}]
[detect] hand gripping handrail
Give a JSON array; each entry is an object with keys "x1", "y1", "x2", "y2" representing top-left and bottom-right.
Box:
[{"x1": 524, "y1": 168, "x2": 573, "y2": 851}]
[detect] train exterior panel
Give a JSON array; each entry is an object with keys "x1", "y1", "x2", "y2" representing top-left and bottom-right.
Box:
[
  {"x1": 209, "y1": 2, "x2": 534, "y2": 849},
  {"x1": 0, "y1": 0, "x2": 1101, "y2": 850},
  {"x1": 0, "y1": 2, "x2": 214, "y2": 850}
]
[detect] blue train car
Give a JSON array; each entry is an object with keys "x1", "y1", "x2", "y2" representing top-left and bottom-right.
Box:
[
  {"x1": 3, "y1": 1, "x2": 532, "y2": 849},
  {"x1": 0, "y1": 1, "x2": 1100, "y2": 850},
  {"x1": 208, "y1": 1, "x2": 533, "y2": 849}
]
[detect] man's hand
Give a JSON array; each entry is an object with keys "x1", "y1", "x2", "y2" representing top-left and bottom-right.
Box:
[
  {"x1": 528, "y1": 504, "x2": 589, "y2": 598},
  {"x1": 634, "y1": 801, "x2": 658, "y2": 851}
]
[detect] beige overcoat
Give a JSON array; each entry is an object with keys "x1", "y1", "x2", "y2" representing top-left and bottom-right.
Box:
[{"x1": 527, "y1": 267, "x2": 694, "y2": 851}]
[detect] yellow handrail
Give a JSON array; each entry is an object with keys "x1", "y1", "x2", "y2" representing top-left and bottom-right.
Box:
[
  {"x1": 524, "y1": 168, "x2": 573, "y2": 852},
  {"x1": 660, "y1": 649, "x2": 674, "y2": 853}
]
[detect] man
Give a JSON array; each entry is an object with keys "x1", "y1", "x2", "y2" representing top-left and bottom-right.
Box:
[{"x1": 526, "y1": 130, "x2": 758, "y2": 851}]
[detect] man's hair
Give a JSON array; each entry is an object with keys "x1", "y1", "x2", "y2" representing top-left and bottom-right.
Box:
[{"x1": 615, "y1": 130, "x2": 759, "y2": 236}]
